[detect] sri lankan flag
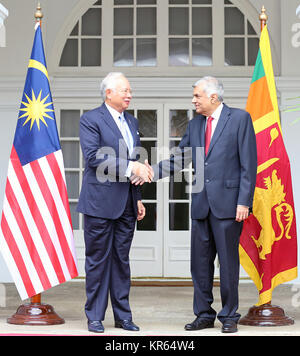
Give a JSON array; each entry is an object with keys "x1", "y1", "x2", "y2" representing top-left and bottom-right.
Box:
[{"x1": 239, "y1": 26, "x2": 297, "y2": 306}]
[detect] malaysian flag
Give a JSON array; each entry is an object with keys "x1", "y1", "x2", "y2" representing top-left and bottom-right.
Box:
[{"x1": 0, "y1": 23, "x2": 78, "y2": 300}]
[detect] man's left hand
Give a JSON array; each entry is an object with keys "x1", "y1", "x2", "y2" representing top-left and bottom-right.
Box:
[{"x1": 137, "y1": 200, "x2": 146, "y2": 221}]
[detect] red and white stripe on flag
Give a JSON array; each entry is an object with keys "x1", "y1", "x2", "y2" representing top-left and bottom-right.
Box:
[{"x1": 0, "y1": 147, "x2": 78, "y2": 300}]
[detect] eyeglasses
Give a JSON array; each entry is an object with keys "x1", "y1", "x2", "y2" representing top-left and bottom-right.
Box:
[{"x1": 117, "y1": 88, "x2": 133, "y2": 96}]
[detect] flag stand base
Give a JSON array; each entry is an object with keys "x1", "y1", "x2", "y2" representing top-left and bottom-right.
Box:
[
  {"x1": 239, "y1": 303, "x2": 294, "y2": 327},
  {"x1": 7, "y1": 294, "x2": 65, "y2": 326}
]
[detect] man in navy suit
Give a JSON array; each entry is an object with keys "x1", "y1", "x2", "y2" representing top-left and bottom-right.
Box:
[
  {"x1": 147, "y1": 77, "x2": 257, "y2": 333},
  {"x1": 77, "y1": 72, "x2": 153, "y2": 333}
]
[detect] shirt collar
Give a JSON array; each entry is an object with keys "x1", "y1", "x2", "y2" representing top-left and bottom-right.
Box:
[
  {"x1": 105, "y1": 102, "x2": 124, "y2": 121},
  {"x1": 207, "y1": 103, "x2": 223, "y2": 121}
]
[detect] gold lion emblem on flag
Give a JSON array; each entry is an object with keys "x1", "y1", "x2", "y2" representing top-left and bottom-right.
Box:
[{"x1": 251, "y1": 169, "x2": 294, "y2": 260}]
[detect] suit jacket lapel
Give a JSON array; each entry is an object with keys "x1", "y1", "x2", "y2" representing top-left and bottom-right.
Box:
[
  {"x1": 100, "y1": 103, "x2": 123, "y2": 140},
  {"x1": 199, "y1": 116, "x2": 206, "y2": 148},
  {"x1": 206, "y1": 104, "x2": 230, "y2": 157}
]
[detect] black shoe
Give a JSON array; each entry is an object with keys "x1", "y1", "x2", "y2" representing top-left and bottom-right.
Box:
[
  {"x1": 184, "y1": 317, "x2": 214, "y2": 331},
  {"x1": 221, "y1": 319, "x2": 238, "y2": 333},
  {"x1": 115, "y1": 319, "x2": 140, "y2": 331},
  {"x1": 88, "y1": 320, "x2": 104, "y2": 333}
]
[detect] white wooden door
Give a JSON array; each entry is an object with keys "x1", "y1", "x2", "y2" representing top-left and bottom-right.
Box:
[
  {"x1": 128, "y1": 104, "x2": 164, "y2": 277},
  {"x1": 162, "y1": 104, "x2": 194, "y2": 277},
  {"x1": 130, "y1": 103, "x2": 194, "y2": 278},
  {"x1": 132, "y1": 103, "x2": 196, "y2": 278}
]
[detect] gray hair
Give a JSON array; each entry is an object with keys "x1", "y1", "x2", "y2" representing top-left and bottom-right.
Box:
[
  {"x1": 193, "y1": 76, "x2": 224, "y2": 102},
  {"x1": 100, "y1": 72, "x2": 125, "y2": 101}
]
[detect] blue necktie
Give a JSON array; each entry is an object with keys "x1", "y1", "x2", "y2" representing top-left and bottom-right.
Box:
[{"x1": 119, "y1": 116, "x2": 133, "y2": 155}]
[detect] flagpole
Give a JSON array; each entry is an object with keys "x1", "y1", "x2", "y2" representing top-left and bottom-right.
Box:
[
  {"x1": 25, "y1": 1, "x2": 44, "y2": 310},
  {"x1": 35, "y1": 2, "x2": 43, "y2": 27},
  {"x1": 259, "y1": 5, "x2": 268, "y2": 32},
  {"x1": 7, "y1": 4, "x2": 65, "y2": 325},
  {"x1": 239, "y1": 7, "x2": 294, "y2": 327}
]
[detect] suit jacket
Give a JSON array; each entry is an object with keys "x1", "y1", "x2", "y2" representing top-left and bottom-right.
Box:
[
  {"x1": 77, "y1": 103, "x2": 142, "y2": 219},
  {"x1": 155, "y1": 104, "x2": 257, "y2": 220}
]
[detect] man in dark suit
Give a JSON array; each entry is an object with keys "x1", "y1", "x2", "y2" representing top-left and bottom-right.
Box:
[
  {"x1": 146, "y1": 76, "x2": 257, "y2": 333},
  {"x1": 77, "y1": 72, "x2": 153, "y2": 333}
]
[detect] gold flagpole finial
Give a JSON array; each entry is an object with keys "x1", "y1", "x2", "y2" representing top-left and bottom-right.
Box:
[
  {"x1": 35, "y1": 3, "x2": 43, "y2": 25},
  {"x1": 259, "y1": 6, "x2": 268, "y2": 31}
]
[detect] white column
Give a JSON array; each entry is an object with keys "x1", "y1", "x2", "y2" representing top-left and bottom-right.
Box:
[{"x1": 0, "y1": 3, "x2": 8, "y2": 47}]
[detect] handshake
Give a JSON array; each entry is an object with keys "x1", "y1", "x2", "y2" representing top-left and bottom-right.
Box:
[{"x1": 130, "y1": 160, "x2": 154, "y2": 185}]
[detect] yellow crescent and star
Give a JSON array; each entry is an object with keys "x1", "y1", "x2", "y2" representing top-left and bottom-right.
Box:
[{"x1": 19, "y1": 59, "x2": 54, "y2": 130}]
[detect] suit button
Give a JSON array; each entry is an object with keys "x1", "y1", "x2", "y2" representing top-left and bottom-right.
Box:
[
  {"x1": 206, "y1": 179, "x2": 210, "y2": 183},
  {"x1": 204, "y1": 162, "x2": 208, "y2": 166}
]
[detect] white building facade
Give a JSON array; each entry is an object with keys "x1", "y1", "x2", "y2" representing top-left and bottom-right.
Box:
[{"x1": 0, "y1": 0, "x2": 300, "y2": 283}]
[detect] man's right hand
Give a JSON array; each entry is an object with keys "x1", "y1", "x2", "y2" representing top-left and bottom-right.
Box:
[{"x1": 131, "y1": 160, "x2": 153, "y2": 185}]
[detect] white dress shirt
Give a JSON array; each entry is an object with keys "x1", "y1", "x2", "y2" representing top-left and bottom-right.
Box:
[
  {"x1": 105, "y1": 103, "x2": 133, "y2": 177},
  {"x1": 205, "y1": 103, "x2": 224, "y2": 139}
]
